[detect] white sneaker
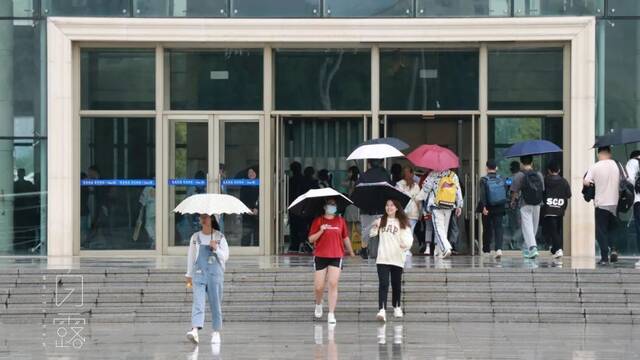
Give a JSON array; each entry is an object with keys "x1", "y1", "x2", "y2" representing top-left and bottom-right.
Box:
[
  {"x1": 440, "y1": 249, "x2": 452, "y2": 259},
  {"x1": 314, "y1": 303, "x2": 323, "y2": 319},
  {"x1": 553, "y1": 249, "x2": 564, "y2": 259},
  {"x1": 186, "y1": 328, "x2": 199, "y2": 344},
  {"x1": 393, "y1": 307, "x2": 403, "y2": 318},
  {"x1": 376, "y1": 309, "x2": 386, "y2": 322},
  {"x1": 635, "y1": 260, "x2": 640, "y2": 268},
  {"x1": 495, "y1": 249, "x2": 503, "y2": 259},
  {"x1": 327, "y1": 312, "x2": 336, "y2": 324},
  {"x1": 211, "y1": 332, "x2": 220, "y2": 344},
  {"x1": 424, "y1": 244, "x2": 431, "y2": 255}
]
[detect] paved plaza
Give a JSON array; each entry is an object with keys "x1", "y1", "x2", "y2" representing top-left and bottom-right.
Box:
[{"x1": 1, "y1": 321, "x2": 639, "y2": 359}]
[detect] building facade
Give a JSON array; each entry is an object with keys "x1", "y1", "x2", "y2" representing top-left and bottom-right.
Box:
[{"x1": 0, "y1": 0, "x2": 636, "y2": 258}]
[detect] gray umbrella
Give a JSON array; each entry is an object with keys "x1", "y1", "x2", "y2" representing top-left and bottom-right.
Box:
[{"x1": 361, "y1": 137, "x2": 410, "y2": 151}]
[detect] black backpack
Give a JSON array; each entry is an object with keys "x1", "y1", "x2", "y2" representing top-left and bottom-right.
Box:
[
  {"x1": 617, "y1": 162, "x2": 635, "y2": 214},
  {"x1": 521, "y1": 170, "x2": 544, "y2": 206}
]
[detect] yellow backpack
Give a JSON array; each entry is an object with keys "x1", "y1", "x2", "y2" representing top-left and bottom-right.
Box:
[{"x1": 434, "y1": 171, "x2": 457, "y2": 209}]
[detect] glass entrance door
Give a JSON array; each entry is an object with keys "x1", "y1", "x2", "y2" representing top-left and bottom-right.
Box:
[
  {"x1": 384, "y1": 115, "x2": 477, "y2": 254},
  {"x1": 168, "y1": 117, "x2": 212, "y2": 249},
  {"x1": 166, "y1": 115, "x2": 263, "y2": 255}
]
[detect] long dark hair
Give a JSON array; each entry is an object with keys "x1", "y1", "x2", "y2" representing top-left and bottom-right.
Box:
[
  {"x1": 202, "y1": 214, "x2": 221, "y2": 231},
  {"x1": 380, "y1": 199, "x2": 409, "y2": 230}
]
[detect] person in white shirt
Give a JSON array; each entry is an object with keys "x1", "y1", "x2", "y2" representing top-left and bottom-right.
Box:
[
  {"x1": 395, "y1": 166, "x2": 427, "y2": 257},
  {"x1": 584, "y1": 146, "x2": 621, "y2": 265},
  {"x1": 185, "y1": 214, "x2": 229, "y2": 345},
  {"x1": 370, "y1": 199, "x2": 414, "y2": 322},
  {"x1": 625, "y1": 150, "x2": 640, "y2": 268}
]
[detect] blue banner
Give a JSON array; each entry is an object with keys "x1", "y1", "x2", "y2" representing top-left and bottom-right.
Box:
[
  {"x1": 221, "y1": 178, "x2": 260, "y2": 187},
  {"x1": 168, "y1": 178, "x2": 207, "y2": 187},
  {"x1": 81, "y1": 179, "x2": 156, "y2": 187}
]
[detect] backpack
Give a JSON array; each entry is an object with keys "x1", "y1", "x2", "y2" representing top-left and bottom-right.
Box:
[
  {"x1": 434, "y1": 171, "x2": 458, "y2": 209},
  {"x1": 484, "y1": 175, "x2": 507, "y2": 207},
  {"x1": 521, "y1": 170, "x2": 544, "y2": 206},
  {"x1": 616, "y1": 161, "x2": 634, "y2": 214}
]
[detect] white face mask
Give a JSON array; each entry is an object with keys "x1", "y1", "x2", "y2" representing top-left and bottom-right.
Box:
[{"x1": 325, "y1": 205, "x2": 337, "y2": 215}]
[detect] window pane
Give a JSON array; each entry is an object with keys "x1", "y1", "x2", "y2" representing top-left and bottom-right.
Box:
[
  {"x1": 600, "y1": 19, "x2": 640, "y2": 256},
  {"x1": 0, "y1": 20, "x2": 47, "y2": 256},
  {"x1": 42, "y1": 0, "x2": 130, "y2": 16},
  {"x1": 608, "y1": 0, "x2": 640, "y2": 16},
  {"x1": 133, "y1": 0, "x2": 227, "y2": 17},
  {"x1": 169, "y1": 49, "x2": 263, "y2": 110},
  {"x1": 417, "y1": 0, "x2": 510, "y2": 17},
  {"x1": 81, "y1": 49, "x2": 155, "y2": 110},
  {"x1": 381, "y1": 49, "x2": 479, "y2": 110},
  {"x1": 220, "y1": 122, "x2": 260, "y2": 247},
  {"x1": 275, "y1": 49, "x2": 371, "y2": 111},
  {"x1": 324, "y1": 0, "x2": 413, "y2": 17},
  {"x1": 514, "y1": 0, "x2": 603, "y2": 16},
  {"x1": 231, "y1": 0, "x2": 320, "y2": 17},
  {"x1": 488, "y1": 48, "x2": 563, "y2": 110},
  {"x1": 80, "y1": 118, "x2": 156, "y2": 251},
  {"x1": 2, "y1": 1, "x2": 37, "y2": 17}
]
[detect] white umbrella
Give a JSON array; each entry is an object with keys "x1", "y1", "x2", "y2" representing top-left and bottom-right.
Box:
[
  {"x1": 347, "y1": 143, "x2": 405, "y2": 161},
  {"x1": 173, "y1": 193, "x2": 252, "y2": 215},
  {"x1": 288, "y1": 188, "x2": 352, "y2": 218}
]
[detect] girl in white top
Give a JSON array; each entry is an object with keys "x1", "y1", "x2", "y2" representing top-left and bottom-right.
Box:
[
  {"x1": 370, "y1": 199, "x2": 414, "y2": 322},
  {"x1": 185, "y1": 214, "x2": 229, "y2": 345},
  {"x1": 395, "y1": 166, "x2": 427, "y2": 259}
]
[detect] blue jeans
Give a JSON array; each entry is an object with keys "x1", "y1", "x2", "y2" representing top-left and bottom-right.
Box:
[{"x1": 191, "y1": 254, "x2": 224, "y2": 330}]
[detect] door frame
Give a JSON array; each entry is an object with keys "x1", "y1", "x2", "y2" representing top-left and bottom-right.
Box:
[
  {"x1": 275, "y1": 114, "x2": 369, "y2": 254},
  {"x1": 163, "y1": 114, "x2": 264, "y2": 256},
  {"x1": 382, "y1": 114, "x2": 478, "y2": 254}
]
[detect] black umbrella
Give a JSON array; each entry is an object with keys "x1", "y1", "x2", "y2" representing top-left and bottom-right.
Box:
[
  {"x1": 593, "y1": 128, "x2": 640, "y2": 148},
  {"x1": 351, "y1": 182, "x2": 411, "y2": 215},
  {"x1": 360, "y1": 137, "x2": 410, "y2": 151},
  {"x1": 288, "y1": 188, "x2": 352, "y2": 218}
]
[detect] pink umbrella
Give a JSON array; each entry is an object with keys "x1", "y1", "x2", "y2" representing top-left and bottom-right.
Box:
[{"x1": 407, "y1": 145, "x2": 459, "y2": 171}]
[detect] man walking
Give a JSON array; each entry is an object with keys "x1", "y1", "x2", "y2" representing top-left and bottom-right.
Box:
[
  {"x1": 625, "y1": 150, "x2": 640, "y2": 268},
  {"x1": 357, "y1": 159, "x2": 391, "y2": 259},
  {"x1": 510, "y1": 155, "x2": 544, "y2": 259},
  {"x1": 478, "y1": 160, "x2": 507, "y2": 259},
  {"x1": 584, "y1": 146, "x2": 621, "y2": 265},
  {"x1": 542, "y1": 161, "x2": 571, "y2": 259}
]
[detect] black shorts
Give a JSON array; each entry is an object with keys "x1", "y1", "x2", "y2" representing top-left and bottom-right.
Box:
[{"x1": 313, "y1": 257, "x2": 343, "y2": 271}]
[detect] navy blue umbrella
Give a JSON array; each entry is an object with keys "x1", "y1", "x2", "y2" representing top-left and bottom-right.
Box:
[
  {"x1": 361, "y1": 137, "x2": 410, "y2": 151},
  {"x1": 503, "y1": 140, "x2": 562, "y2": 158},
  {"x1": 593, "y1": 128, "x2": 640, "y2": 148}
]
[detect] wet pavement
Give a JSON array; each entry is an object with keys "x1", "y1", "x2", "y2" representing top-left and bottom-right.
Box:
[{"x1": 1, "y1": 321, "x2": 639, "y2": 359}]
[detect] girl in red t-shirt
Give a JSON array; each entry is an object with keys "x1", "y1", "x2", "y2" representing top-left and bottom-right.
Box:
[{"x1": 308, "y1": 197, "x2": 355, "y2": 324}]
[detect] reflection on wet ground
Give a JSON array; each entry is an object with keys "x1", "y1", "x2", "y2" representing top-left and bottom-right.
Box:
[{"x1": 2, "y1": 321, "x2": 639, "y2": 360}]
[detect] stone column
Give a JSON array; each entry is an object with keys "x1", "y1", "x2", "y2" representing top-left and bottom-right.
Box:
[{"x1": 0, "y1": 3, "x2": 14, "y2": 253}]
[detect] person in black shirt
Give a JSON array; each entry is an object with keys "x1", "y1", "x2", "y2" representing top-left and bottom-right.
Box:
[
  {"x1": 542, "y1": 161, "x2": 571, "y2": 259},
  {"x1": 357, "y1": 159, "x2": 391, "y2": 258}
]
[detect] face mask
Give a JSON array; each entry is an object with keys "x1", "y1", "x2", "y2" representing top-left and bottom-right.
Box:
[{"x1": 325, "y1": 205, "x2": 337, "y2": 215}]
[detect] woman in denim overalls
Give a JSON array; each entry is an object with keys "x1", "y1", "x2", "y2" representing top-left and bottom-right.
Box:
[{"x1": 185, "y1": 214, "x2": 229, "y2": 344}]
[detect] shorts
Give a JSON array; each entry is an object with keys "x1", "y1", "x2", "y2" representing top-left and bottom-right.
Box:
[{"x1": 313, "y1": 257, "x2": 343, "y2": 271}]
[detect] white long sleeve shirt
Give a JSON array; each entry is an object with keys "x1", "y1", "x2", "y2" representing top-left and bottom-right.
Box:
[
  {"x1": 185, "y1": 230, "x2": 230, "y2": 277},
  {"x1": 396, "y1": 180, "x2": 426, "y2": 220},
  {"x1": 370, "y1": 217, "x2": 413, "y2": 268}
]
